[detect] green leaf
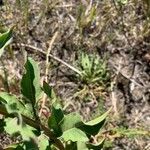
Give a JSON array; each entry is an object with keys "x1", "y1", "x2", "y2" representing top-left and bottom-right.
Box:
[
  {"x1": 0, "y1": 28, "x2": 13, "y2": 57},
  {"x1": 43, "y1": 81, "x2": 58, "y2": 104},
  {"x1": 38, "y1": 134, "x2": 51, "y2": 150},
  {"x1": 60, "y1": 113, "x2": 88, "y2": 142},
  {"x1": 61, "y1": 113, "x2": 82, "y2": 132},
  {"x1": 77, "y1": 109, "x2": 110, "y2": 136},
  {"x1": 61, "y1": 128, "x2": 88, "y2": 142},
  {"x1": 22, "y1": 103, "x2": 34, "y2": 118},
  {"x1": 43, "y1": 81, "x2": 52, "y2": 98},
  {"x1": 21, "y1": 57, "x2": 42, "y2": 105},
  {"x1": 23, "y1": 140, "x2": 39, "y2": 150},
  {"x1": 60, "y1": 111, "x2": 109, "y2": 142},
  {"x1": 0, "y1": 119, "x2": 5, "y2": 133},
  {"x1": 79, "y1": 113, "x2": 108, "y2": 136},
  {"x1": 4, "y1": 117, "x2": 36, "y2": 141},
  {"x1": 85, "y1": 110, "x2": 109, "y2": 126},
  {"x1": 48, "y1": 106, "x2": 64, "y2": 137},
  {"x1": 0, "y1": 92, "x2": 25, "y2": 114}
]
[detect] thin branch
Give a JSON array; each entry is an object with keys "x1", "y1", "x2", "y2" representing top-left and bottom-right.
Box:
[
  {"x1": 110, "y1": 58, "x2": 122, "y2": 116},
  {"x1": 112, "y1": 64, "x2": 143, "y2": 88},
  {"x1": 15, "y1": 43, "x2": 82, "y2": 76},
  {"x1": 55, "y1": 4, "x2": 75, "y2": 8}
]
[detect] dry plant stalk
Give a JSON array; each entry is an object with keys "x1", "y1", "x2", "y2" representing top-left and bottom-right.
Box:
[
  {"x1": 16, "y1": 43, "x2": 82, "y2": 75},
  {"x1": 39, "y1": 31, "x2": 59, "y2": 117},
  {"x1": 111, "y1": 58, "x2": 122, "y2": 117}
]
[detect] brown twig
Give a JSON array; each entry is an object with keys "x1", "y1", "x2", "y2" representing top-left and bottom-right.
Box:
[
  {"x1": 15, "y1": 43, "x2": 82, "y2": 75},
  {"x1": 110, "y1": 58, "x2": 122, "y2": 116}
]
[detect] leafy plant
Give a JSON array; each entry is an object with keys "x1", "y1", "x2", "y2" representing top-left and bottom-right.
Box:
[
  {"x1": 76, "y1": 53, "x2": 109, "y2": 85},
  {"x1": 0, "y1": 30, "x2": 110, "y2": 149},
  {"x1": 0, "y1": 57, "x2": 110, "y2": 150}
]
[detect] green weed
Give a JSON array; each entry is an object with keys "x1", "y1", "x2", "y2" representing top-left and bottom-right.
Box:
[{"x1": 76, "y1": 52, "x2": 109, "y2": 86}]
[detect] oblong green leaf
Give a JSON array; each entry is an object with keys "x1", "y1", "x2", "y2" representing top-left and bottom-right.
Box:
[
  {"x1": 48, "y1": 105, "x2": 64, "y2": 137},
  {"x1": 85, "y1": 109, "x2": 110, "y2": 126},
  {"x1": 21, "y1": 57, "x2": 42, "y2": 105},
  {"x1": 42, "y1": 81, "x2": 58, "y2": 104},
  {"x1": 77, "y1": 109, "x2": 111, "y2": 136},
  {"x1": 43, "y1": 81, "x2": 52, "y2": 98}
]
